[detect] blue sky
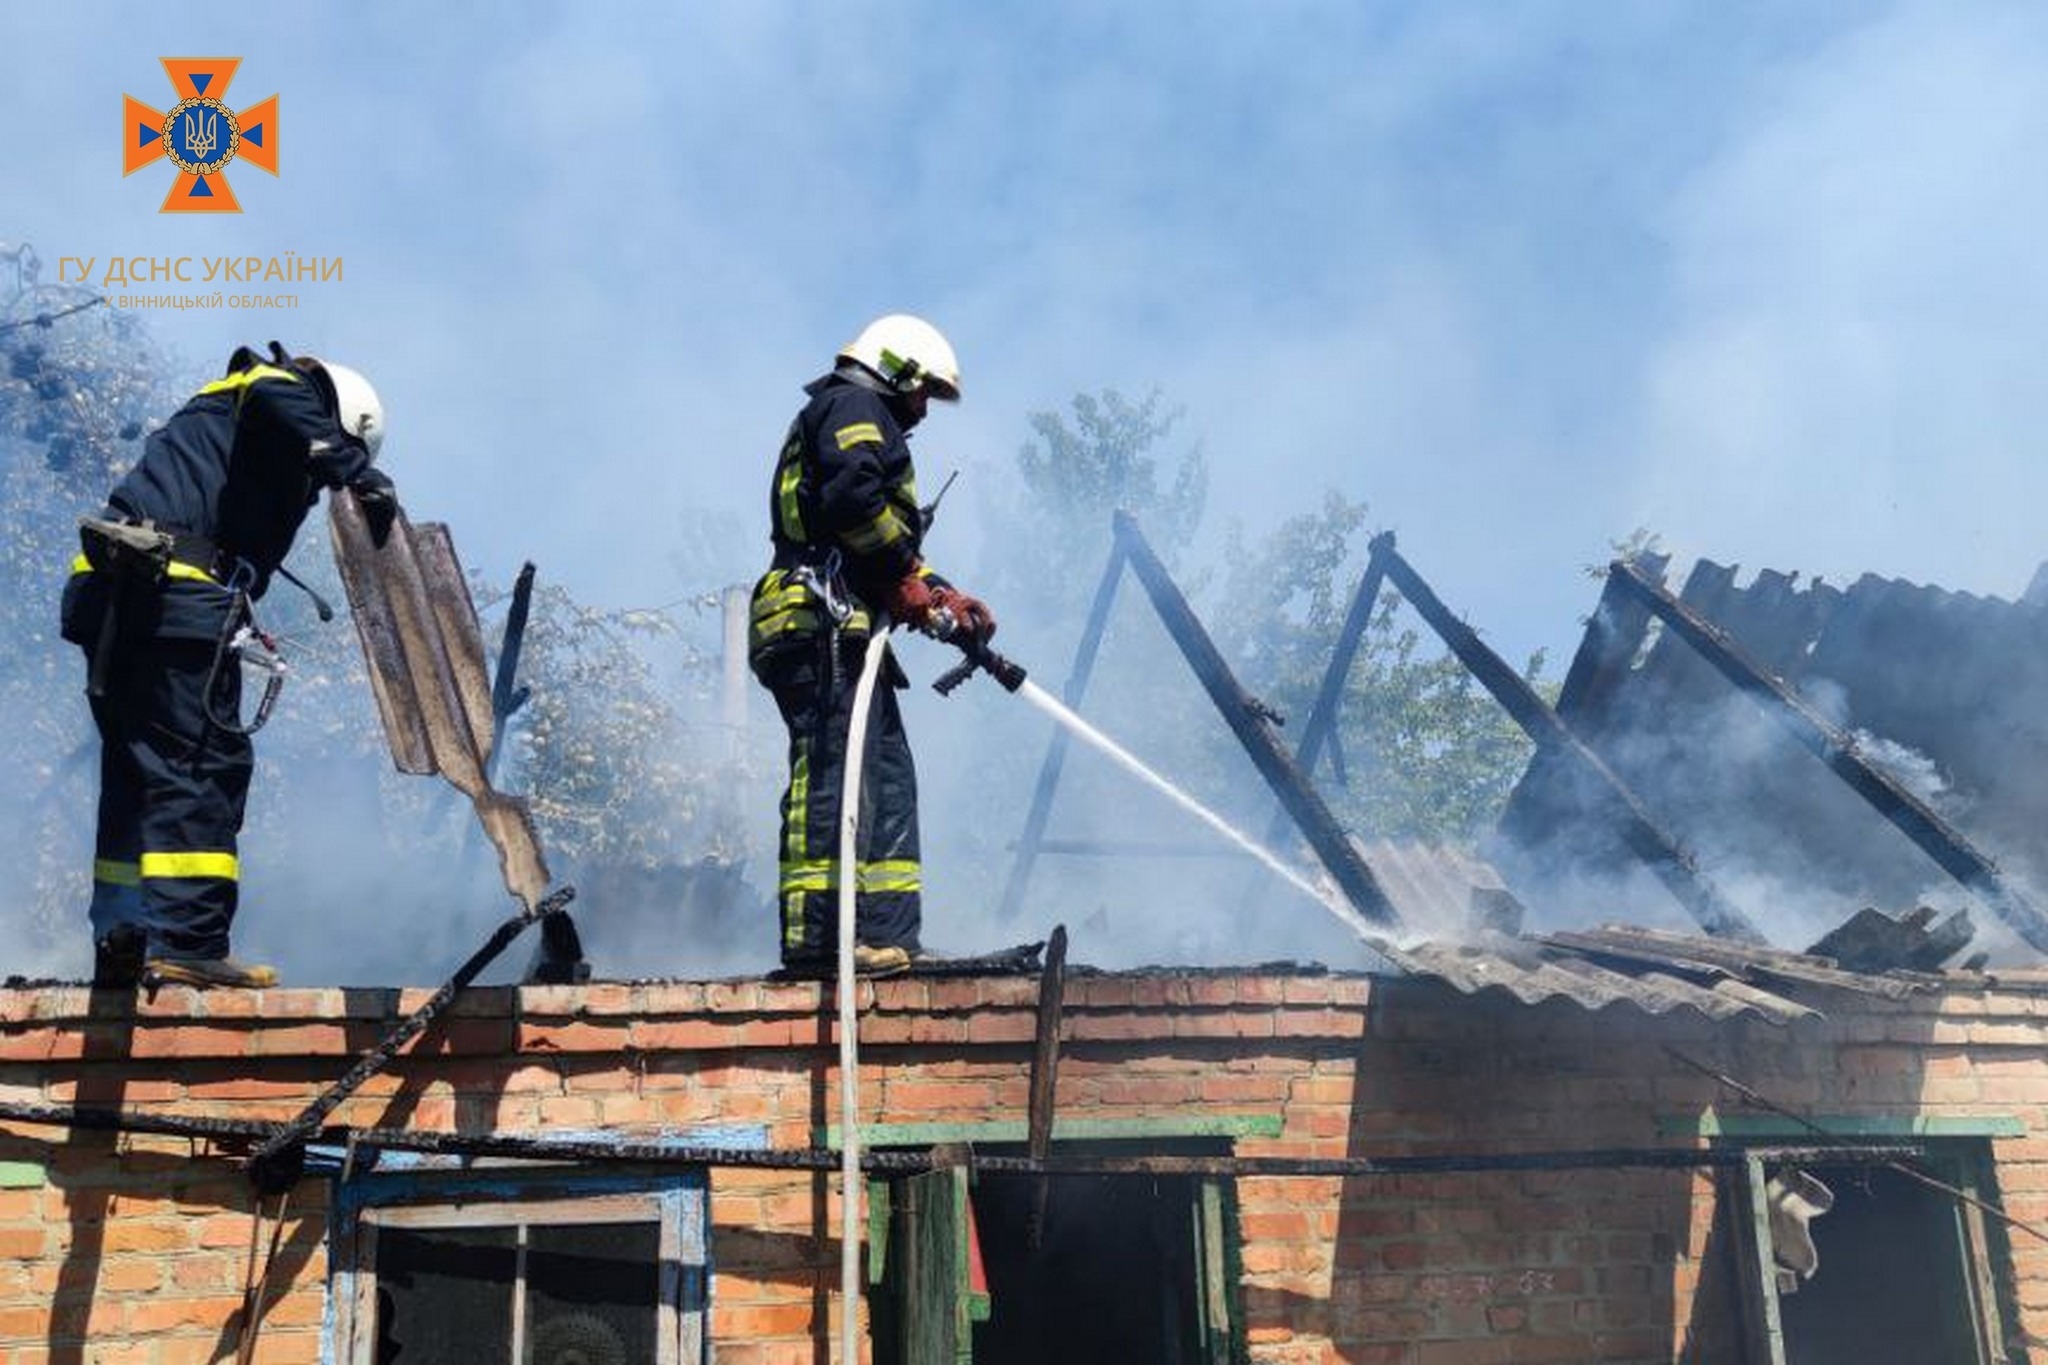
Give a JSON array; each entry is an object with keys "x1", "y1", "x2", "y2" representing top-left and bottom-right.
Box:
[{"x1": 15, "y1": 1, "x2": 2048, "y2": 669}]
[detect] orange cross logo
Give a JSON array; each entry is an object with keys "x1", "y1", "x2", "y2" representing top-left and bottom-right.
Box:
[{"x1": 123, "y1": 59, "x2": 278, "y2": 213}]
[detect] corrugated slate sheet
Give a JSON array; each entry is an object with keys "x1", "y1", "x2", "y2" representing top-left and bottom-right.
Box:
[
  {"x1": 1353, "y1": 843, "x2": 1938, "y2": 1023},
  {"x1": 1371, "y1": 923, "x2": 1940, "y2": 1024}
]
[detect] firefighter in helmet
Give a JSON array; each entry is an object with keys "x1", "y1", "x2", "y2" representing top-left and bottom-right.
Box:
[
  {"x1": 61, "y1": 343, "x2": 399, "y2": 989},
  {"x1": 749, "y1": 314, "x2": 996, "y2": 978}
]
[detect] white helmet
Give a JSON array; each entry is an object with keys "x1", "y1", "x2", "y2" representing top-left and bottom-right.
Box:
[
  {"x1": 837, "y1": 314, "x2": 961, "y2": 402},
  {"x1": 308, "y1": 358, "x2": 385, "y2": 461}
]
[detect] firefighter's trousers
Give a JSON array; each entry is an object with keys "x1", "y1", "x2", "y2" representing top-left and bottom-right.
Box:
[
  {"x1": 65, "y1": 576, "x2": 251, "y2": 961},
  {"x1": 760, "y1": 635, "x2": 922, "y2": 964}
]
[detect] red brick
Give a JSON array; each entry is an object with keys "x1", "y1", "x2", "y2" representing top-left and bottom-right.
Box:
[
  {"x1": 0, "y1": 1226, "x2": 46, "y2": 1260},
  {"x1": 125, "y1": 1294, "x2": 233, "y2": 1333},
  {"x1": 182, "y1": 1076, "x2": 314, "y2": 1102},
  {"x1": 704, "y1": 982, "x2": 763, "y2": 1013},
  {"x1": 735, "y1": 1019, "x2": 800, "y2": 1047},
  {"x1": 713, "y1": 1300, "x2": 818, "y2": 1337},
  {"x1": 1275, "y1": 1008, "x2": 1366, "y2": 1039},
  {"x1": 961, "y1": 1012, "x2": 1035, "y2": 1044},
  {"x1": 1065, "y1": 1013, "x2": 1161, "y2": 1042},
  {"x1": 631, "y1": 1018, "x2": 739, "y2": 1051}
]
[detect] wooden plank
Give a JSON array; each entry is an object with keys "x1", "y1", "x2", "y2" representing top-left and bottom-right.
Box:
[
  {"x1": 1733, "y1": 1155, "x2": 1788, "y2": 1365},
  {"x1": 1659, "y1": 1111, "x2": 2024, "y2": 1141},
  {"x1": 867, "y1": 1178, "x2": 892, "y2": 1287},
  {"x1": 1374, "y1": 537, "x2": 1762, "y2": 943},
  {"x1": 1953, "y1": 1160, "x2": 2011, "y2": 1365},
  {"x1": 1116, "y1": 513, "x2": 1398, "y2": 927},
  {"x1": 1196, "y1": 1178, "x2": 1235, "y2": 1364},
  {"x1": 898, "y1": 1165, "x2": 968, "y2": 1365}
]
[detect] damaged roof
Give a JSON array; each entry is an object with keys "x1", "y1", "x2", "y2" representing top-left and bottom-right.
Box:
[
  {"x1": 1355, "y1": 841, "x2": 1948, "y2": 1025},
  {"x1": 1375, "y1": 922, "x2": 1942, "y2": 1026},
  {"x1": 1495, "y1": 558, "x2": 2048, "y2": 951}
]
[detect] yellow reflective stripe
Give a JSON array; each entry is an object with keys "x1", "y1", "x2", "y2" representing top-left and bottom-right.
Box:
[
  {"x1": 751, "y1": 582, "x2": 814, "y2": 614},
  {"x1": 780, "y1": 860, "x2": 835, "y2": 893},
  {"x1": 858, "y1": 860, "x2": 921, "y2": 894},
  {"x1": 197, "y1": 364, "x2": 299, "y2": 397},
  {"x1": 834, "y1": 422, "x2": 883, "y2": 451},
  {"x1": 139, "y1": 851, "x2": 239, "y2": 881},
  {"x1": 93, "y1": 859, "x2": 141, "y2": 888},
  {"x1": 68, "y1": 554, "x2": 219, "y2": 585},
  {"x1": 841, "y1": 508, "x2": 910, "y2": 554},
  {"x1": 782, "y1": 737, "x2": 810, "y2": 949},
  {"x1": 777, "y1": 456, "x2": 805, "y2": 541},
  {"x1": 778, "y1": 859, "x2": 922, "y2": 894}
]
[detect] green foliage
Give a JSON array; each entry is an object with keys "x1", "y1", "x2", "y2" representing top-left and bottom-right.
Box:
[
  {"x1": 480, "y1": 581, "x2": 745, "y2": 871},
  {"x1": 1011, "y1": 389, "x2": 1207, "y2": 602}
]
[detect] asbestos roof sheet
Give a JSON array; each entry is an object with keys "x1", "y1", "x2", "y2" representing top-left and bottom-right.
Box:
[
  {"x1": 1367, "y1": 919, "x2": 1939, "y2": 1025},
  {"x1": 1342, "y1": 841, "x2": 1938, "y2": 1022}
]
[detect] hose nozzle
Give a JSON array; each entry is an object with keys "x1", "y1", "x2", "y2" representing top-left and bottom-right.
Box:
[{"x1": 932, "y1": 635, "x2": 1027, "y2": 696}]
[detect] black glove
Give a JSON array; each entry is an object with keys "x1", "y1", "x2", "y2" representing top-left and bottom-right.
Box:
[{"x1": 350, "y1": 467, "x2": 398, "y2": 546}]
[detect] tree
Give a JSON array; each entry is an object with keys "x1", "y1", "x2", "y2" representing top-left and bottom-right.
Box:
[
  {"x1": 1212, "y1": 493, "x2": 1543, "y2": 843},
  {"x1": 1002, "y1": 395, "x2": 1543, "y2": 854},
  {"x1": 1005, "y1": 388, "x2": 1208, "y2": 613}
]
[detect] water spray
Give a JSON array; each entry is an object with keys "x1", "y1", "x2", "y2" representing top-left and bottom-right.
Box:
[{"x1": 928, "y1": 634, "x2": 1373, "y2": 938}]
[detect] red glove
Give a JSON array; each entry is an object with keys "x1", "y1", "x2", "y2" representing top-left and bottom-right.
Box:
[
  {"x1": 932, "y1": 584, "x2": 996, "y2": 642},
  {"x1": 886, "y1": 571, "x2": 938, "y2": 631}
]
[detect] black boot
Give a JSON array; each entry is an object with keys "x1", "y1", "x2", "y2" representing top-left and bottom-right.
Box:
[{"x1": 92, "y1": 924, "x2": 147, "y2": 988}]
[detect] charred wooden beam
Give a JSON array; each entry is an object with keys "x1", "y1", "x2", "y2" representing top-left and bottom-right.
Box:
[
  {"x1": 1240, "y1": 555, "x2": 1389, "y2": 911},
  {"x1": 1115, "y1": 513, "x2": 1400, "y2": 928},
  {"x1": 485, "y1": 561, "x2": 537, "y2": 782},
  {"x1": 1027, "y1": 923, "x2": 1069, "y2": 1165},
  {"x1": 1297, "y1": 556, "x2": 1388, "y2": 782},
  {"x1": 0, "y1": 1099, "x2": 1915, "y2": 1178},
  {"x1": 243, "y1": 887, "x2": 576, "y2": 1190},
  {"x1": 1555, "y1": 556, "x2": 1666, "y2": 718},
  {"x1": 1026, "y1": 924, "x2": 1068, "y2": 1249},
  {"x1": 1369, "y1": 535, "x2": 1763, "y2": 942},
  {"x1": 999, "y1": 537, "x2": 1129, "y2": 922},
  {"x1": 1609, "y1": 561, "x2": 2048, "y2": 954}
]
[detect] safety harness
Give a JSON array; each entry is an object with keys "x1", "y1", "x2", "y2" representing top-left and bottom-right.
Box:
[{"x1": 76, "y1": 515, "x2": 287, "y2": 735}]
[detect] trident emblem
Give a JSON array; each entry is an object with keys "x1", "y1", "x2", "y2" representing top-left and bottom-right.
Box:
[
  {"x1": 124, "y1": 58, "x2": 276, "y2": 213},
  {"x1": 183, "y1": 107, "x2": 218, "y2": 166}
]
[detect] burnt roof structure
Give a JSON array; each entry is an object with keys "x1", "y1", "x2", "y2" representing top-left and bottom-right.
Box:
[{"x1": 1497, "y1": 557, "x2": 2048, "y2": 955}]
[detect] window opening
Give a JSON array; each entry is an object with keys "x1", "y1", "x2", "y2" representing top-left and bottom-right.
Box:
[
  {"x1": 1739, "y1": 1143, "x2": 2016, "y2": 1365},
  {"x1": 871, "y1": 1140, "x2": 1243, "y2": 1365},
  {"x1": 332, "y1": 1168, "x2": 706, "y2": 1365}
]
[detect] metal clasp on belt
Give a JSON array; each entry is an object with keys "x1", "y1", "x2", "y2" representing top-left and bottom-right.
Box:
[{"x1": 790, "y1": 550, "x2": 853, "y2": 628}]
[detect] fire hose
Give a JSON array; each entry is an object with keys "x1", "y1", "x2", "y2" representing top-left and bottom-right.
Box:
[
  {"x1": 837, "y1": 620, "x2": 891, "y2": 1365},
  {"x1": 832, "y1": 614, "x2": 1023, "y2": 1360}
]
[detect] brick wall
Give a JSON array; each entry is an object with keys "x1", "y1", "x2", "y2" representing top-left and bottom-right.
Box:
[{"x1": 1, "y1": 969, "x2": 2044, "y2": 1363}]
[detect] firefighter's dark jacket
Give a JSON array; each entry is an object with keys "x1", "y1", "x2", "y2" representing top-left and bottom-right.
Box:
[
  {"x1": 74, "y1": 352, "x2": 372, "y2": 642},
  {"x1": 751, "y1": 373, "x2": 941, "y2": 664}
]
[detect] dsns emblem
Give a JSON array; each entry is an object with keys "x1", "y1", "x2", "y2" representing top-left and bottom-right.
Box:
[{"x1": 123, "y1": 59, "x2": 278, "y2": 213}]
